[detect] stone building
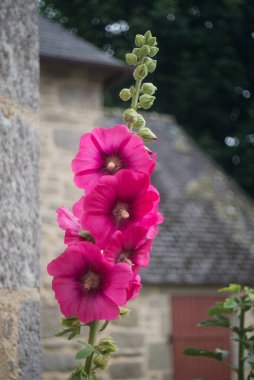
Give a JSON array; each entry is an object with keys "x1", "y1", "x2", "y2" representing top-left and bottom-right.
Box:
[{"x1": 39, "y1": 14, "x2": 254, "y2": 380}]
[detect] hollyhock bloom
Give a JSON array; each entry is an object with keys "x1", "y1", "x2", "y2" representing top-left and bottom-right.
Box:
[
  {"x1": 47, "y1": 242, "x2": 133, "y2": 324},
  {"x1": 71, "y1": 124, "x2": 156, "y2": 192},
  {"x1": 57, "y1": 197, "x2": 92, "y2": 245},
  {"x1": 139, "y1": 185, "x2": 164, "y2": 239},
  {"x1": 104, "y1": 225, "x2": 152, "y2": 273},
  {"x1": 126, "y1": 274, "x2": 142, "y2": 302},
  {"x1": 81, "y1": 169, "x2": 159, "y2": 247}
]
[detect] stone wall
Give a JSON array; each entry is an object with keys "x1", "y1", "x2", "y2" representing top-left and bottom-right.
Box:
[
  {"x1": 0, "y1": 1, "x2": 41, "y2": 379},
  {"x1": 40, "y1": 60, "x2": 104, "y2": 378}
]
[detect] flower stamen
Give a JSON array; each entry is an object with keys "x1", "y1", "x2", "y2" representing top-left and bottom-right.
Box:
[
  {"x1": 105, "y1": 156, "x2": 122, "y2": 174},
  {"x1": 113, "y1": 202, "x2": 130, "y2": 225},
  {"x1": 118, "y1": 252, "x2": 132, "y2": 266},
  {"x1": 83, "y1": 271, "x2": 100, "y2": 291}
]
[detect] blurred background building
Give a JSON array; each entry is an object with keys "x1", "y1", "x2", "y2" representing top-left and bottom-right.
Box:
[{"x1": 39, "y1": 12, "x2": 254, "y2": 380}]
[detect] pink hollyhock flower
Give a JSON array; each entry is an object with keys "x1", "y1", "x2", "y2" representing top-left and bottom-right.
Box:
[
  {"x1": 126, "y1": 274, "x2": 142, "y2": 302},
  {"x1": 47, "y1": 242, "x2": 133, "y2": 324},
  {"x1": 104, "y1": 225, "x2": 152, "y2": 273},
  {"x1": 71, "y1": 125, "x2": 156, "y2": 192},
  {"x1": 139, "y1": 186, "x2": 164, "y2": 239},
  {"x1": 57, "y1": 197, "x2": 95, "y2": 245},
  {"x1": 81, "y1": 169, "x2": 159, "y2": 247}
]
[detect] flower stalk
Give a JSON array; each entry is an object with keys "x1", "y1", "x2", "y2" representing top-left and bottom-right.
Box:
[{"x1": 84, "y1": 320, "x2": 100, "y2": 379}]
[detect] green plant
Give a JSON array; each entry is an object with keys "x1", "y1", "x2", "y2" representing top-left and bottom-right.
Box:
[{"x1": 183, "y1": 284, "x2": 254, "y2": 380}]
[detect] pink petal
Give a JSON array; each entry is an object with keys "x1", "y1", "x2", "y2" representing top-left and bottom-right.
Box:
[
  {"x1": 77, "y1": 293, "x2": 120, "y2": 323},
  {"x1": 52, "y1": 277, "x2": 82, "y2": 317},
  {"x1": 104, "y1": 263, "x2": 132, "y2": 305},
  {"x1": 56, "y1": 207, "x2": 80, "y2": 233}
]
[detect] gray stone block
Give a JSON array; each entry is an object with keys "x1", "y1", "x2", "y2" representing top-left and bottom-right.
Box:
[
  {"x1": 0, "y1": 0, "x2": 39, "y2": 110},
  {"x1": 54, "y1": 128, "x2": 81, "y2": 151},
  {"x1": 58, "y1": 83, "x2": 93, "y2": 107},
  {"x1": 43, "y1": 353, "x2": 77, "y2": 372},
  {"x1": 109, "y1": 361, "x2": 143, "y2": 379},
  {"x1": 148, "y1": 343, "x2": 170, "y2": 370},
  {"x1": 41, "y1": 304, "x2": 62, "y2": 339},
  {"x1": 18, "y1": 300, "x2": 41, "y2": 380},
  {"x1": 0, "y1": 113, "x2": 40, "y2": 288},
  {"x1": 112, "y1": 332, "x2": 144, "y2": 350}
]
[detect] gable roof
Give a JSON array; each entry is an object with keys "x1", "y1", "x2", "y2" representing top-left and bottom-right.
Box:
[
  {"x1": 102, "y1": 111, "x2": 254, "y2": 286},
  {"x1": 38, "y1": 14, "x2": 126, "y2": 73}
]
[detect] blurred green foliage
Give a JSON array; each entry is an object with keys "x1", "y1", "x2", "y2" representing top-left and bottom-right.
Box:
[{"x1": 39, "y1": 0, "x2": 254, "y2": 198}]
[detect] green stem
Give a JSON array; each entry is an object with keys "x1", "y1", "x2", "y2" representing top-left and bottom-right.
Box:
[
  {"x1": 238, "y1": 306, "x2": 245, "y2": 380},
  {"x1": 84, "y1": 320, "x2": 99, "y2": 379},
  {"x1": 128, "y1": 58, "x2": 144, "y2": 130}
]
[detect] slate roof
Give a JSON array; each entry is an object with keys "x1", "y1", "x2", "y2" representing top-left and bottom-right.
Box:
[
  {"x1": 39, "y1": 14, "x2": 126, "y2": 73},
  {"x1": 102, "y1": 111, "x2": 254, "y2": 286}
]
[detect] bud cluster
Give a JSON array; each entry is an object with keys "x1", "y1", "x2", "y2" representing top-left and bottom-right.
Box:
[{"x1": 120, "y1": 31, "x2": 159, "y2": 143}]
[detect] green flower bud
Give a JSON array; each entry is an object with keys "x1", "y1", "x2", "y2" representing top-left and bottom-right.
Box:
[
  {"x1": 134, "y1": 114, "x2": 146, "y2": 129},
  {"x1": 132, "y1": 48, "x2": 141, "y2": 57},
  {"x1": 96, "y1": 337, "x2": 118, "y2": 355},
  {"x1": 135, "y1": 34, "x2": 145, "y2": 47},
  {"x1": 123, "y1": 108, "x2": 138, "y2": 124},
  {"x1": 140, "y1": 44, "x2": 150, "y2": 56},
  {"x1": 93, "y1": 354, "x2": 110, "y2": 370},
  {"x1": 142, "y1": 82, "x2": 157, "y2": 95},
  {"x1": 125, "y1": 53, "x2": 138, "y2": 65},
  {"x1": 139, "y1": 94, "x2": 155, "y2": 110},
  {"x1": 138, "y1": 127, "x2": 157, "y2": 142},
  {"x1": 149, "y1": 46, "x2": 159, "y2": 57},
  {"x1": 145, "y1": 58, "x2": 157, "y2": 73},
  {"x1": 79, "y1": 230, "x2": 95, "y2": 243},
  {"x1": 62, "y1": 317, "x2": 80, "y2": 328},
  {"x1": 129, "y1": 85, "x2": 135, "y2": 95},
  {"x1": 147, "y1": 36, "x2": 157, "y2": 46},
  {"x1": 119, "y1": 88, "x2": 132, "y2": 101},
  {"x1": 119, "y1": 306, "x2": 131, "y2": 317},
  {"x1": 133, "y1": 64, "x2": 148, "y2": 80},
  {"x1": 144, "y1": 30, "x2": 152, "y2": 42}
]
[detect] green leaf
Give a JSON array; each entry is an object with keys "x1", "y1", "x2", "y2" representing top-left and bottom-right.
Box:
[
  {"x1": 68, "y1": 329, "x2": 80, "y2": 340},
  {"x1": 76, "y1": 344, "x2": 100, "y2": 360},
  {"x1": 92, "y1": 373, "x2": 98, "y2": 380},
  {"x1": 183, "y1": 347, "x2": 225, "y2": 361},
  {"x1": 197, "y1": 318, "x2": 230, "y2": 328},
  {"x1": 223, "y1": 297, "x2": 238, "y2": 309},
  {"x1": 208, "y1": 302, "x2": 233, "y2": 316},
  {"x1": 215, "y1": 348, "x2": 229, "y2": 359},
  {"x1": 218, "y1": 284, "x2": 241, "y2": 293},
  {"x1": 55, "y1": 328, "x2": 73, "y2": 337},
  {"x1": 99, "y1": 320, "x2": 110, "y2": 332}
]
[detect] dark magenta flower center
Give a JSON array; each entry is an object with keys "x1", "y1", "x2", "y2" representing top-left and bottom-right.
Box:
[
  {"x1": 105, "y1": 155, "x2": 123, "y2": 174},
  {"x1": 83, "y1": 271, "x2": 100, "y2": 291},
  {"x1": 112, "y1": 202, "x2": 130, "y2": 225},
  {"x1": 117, "y1": 251, "x2": 132, "y2": 266}
]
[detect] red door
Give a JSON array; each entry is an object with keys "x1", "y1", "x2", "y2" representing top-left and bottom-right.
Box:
[{"x1": 172, "y1": 295, "x2": 232, "y2": 380}]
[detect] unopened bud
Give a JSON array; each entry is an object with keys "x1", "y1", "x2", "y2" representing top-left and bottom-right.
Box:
[
  {"x1": 96, "y1": 337, "x2": 118, "y2": 355},
  {"x1": 132, "y1": 48, "x2": 141, "y2": 57},
  {"x1": 147, "y1": 36, "x2": 157, "y2": 46},
  {"x1": 133, "y1": 114, "x2": 146, "y2": 129},
  {"x1": 140, "y1": 45, "x2": 150, "y2": 56},
  {"x1": 123, "y1": 108, "x2": 138, "y2": 124},
  {"x1": 138, "y1": 127, "x2": 157, "y2": 142},
  {"x1": 119, "y1": 307, "x2": 131, "y2": 317},
  {"x1": 135, "y1": 34, "x2": 145, "y2": 47},
  {"x1": 133, "y1": 64, "x2": 148, "y2": 80},
  {"x1": 145, "y1": 58, "x2": 157, "y2": 73},
  {"x1": 93, "y1": 355, "x2": 110, "y2": 370},
  {"x1": 149, "y1": 46, "x2": 159, "y2": 57},
  {"x1": 139, "y1": 94, "x2": 155, "y2": 110},
  {"x1": 144, "y1": 30, "x2": 152, "y2": 42},
  {"x1": 119, "y1": 88, "x2": 131, "y2": 101},
  {"x1": 62, "y1": 317, "x2": 80, "y2": 328},
  {"x1": 126, "y1": 53, "x2": 137, "y2": 65},
  {"x1": 142, "y1": 83, "x2": 157, "y2": 95}
]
